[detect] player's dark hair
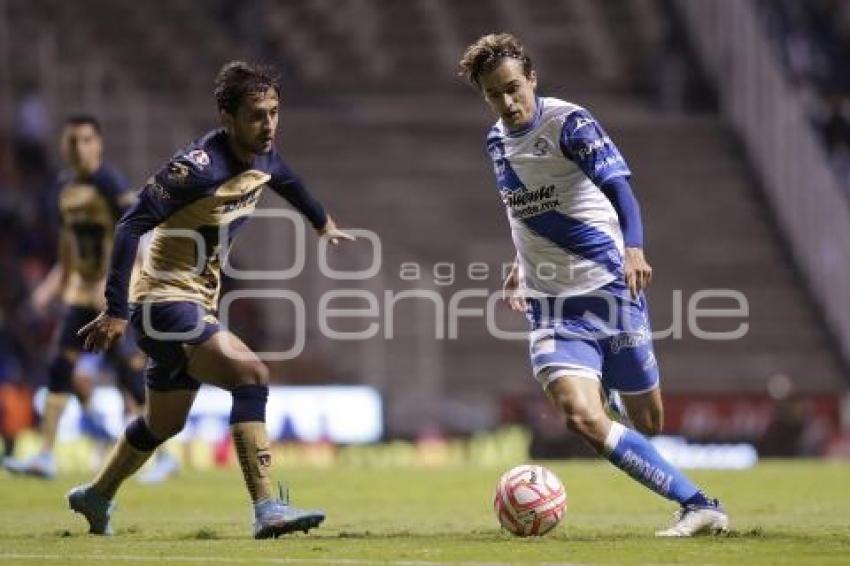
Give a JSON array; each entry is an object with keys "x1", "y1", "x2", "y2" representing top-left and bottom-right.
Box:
[
  {"x1": 64, "y1": 114, "x2": 102, "y2": 134},
  {"x1": 214, "y1": 61, "x2": 281, "y2": 115},
  {"x1": 458, "y1": 33, "x2": 534, "y2": 88}
]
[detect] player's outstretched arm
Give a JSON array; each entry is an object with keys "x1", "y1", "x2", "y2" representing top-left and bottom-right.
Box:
[
  {"x1": 318, "y1": 215, "x2": 356, "y2": 246},
  {"x1": 560, "y1": 109, "x2": 652, "y2": 297},
  {"x1": 267, "y1": 155, "x2": 355, "y2": 246}
]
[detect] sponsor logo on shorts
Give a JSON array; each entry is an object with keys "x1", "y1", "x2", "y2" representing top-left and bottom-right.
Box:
[{"x1": 610, "y1": 325, "x2": 650, "y2": 354}]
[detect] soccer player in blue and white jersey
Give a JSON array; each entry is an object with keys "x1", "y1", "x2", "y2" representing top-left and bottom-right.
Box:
[
  {"x1": 459, "y1": 34, "x2": 729, "y2": 537},
  {"x1": 71, "y1": 62, "x2": 353, "y2": 538}
]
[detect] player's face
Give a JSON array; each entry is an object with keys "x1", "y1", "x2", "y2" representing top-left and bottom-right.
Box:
[
  {"x1": 229, "y1": 87, "x2": 280, "y2": 155},
  {"x1": 61, "y1": 124, "x2": 103, "y2": 174},
  {"x1": 479, "y1": 59, "x2": 538, "y2": 130}
]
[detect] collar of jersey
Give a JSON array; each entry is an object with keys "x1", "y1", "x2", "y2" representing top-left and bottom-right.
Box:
[{"x1": 505, "y1": 97, "x2": 544, "y2": 138}]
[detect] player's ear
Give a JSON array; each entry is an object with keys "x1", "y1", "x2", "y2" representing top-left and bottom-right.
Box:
[{"x1": 528, "y1": 70, "x2": 538, "y2": 90}]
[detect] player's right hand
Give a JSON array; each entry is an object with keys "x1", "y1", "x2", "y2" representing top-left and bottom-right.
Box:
[
  {"x1": 502, "y1": 262, "x2": 526, "y2": 313},
  {"x1": 77, "y1": 312, "x2": 127, "y2": 352}
]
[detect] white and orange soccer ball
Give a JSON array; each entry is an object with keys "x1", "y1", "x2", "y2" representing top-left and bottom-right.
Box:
[{"x1": 493, "y1": 464, "x2": 567, "y2": 536}]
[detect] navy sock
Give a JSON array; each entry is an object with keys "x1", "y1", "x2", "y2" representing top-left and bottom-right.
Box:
[
  {"x1": 47, "y1": 356, "x2": 74, "y2": 394},
  {"x1": 684, "y1": 491, "x2": 711, "y2": 507},
  {"x1": 603, "y1": 421, "x2": 701, "y2": 505},
  {"x1": 230, "y1": 385, "x2": 269, "y2": 424},
  {"x1": 125, "y1": 417, "x2": 164, "y2": 452}
]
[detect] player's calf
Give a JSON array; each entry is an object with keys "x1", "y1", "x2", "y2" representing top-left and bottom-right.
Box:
[
  {"x1": 621, "y1": 388, "x2": 664, "y2": 436},
  {"x1": 546, "y1": 377, "x2": 611, "y2": 451},
  {"x1": 230, "y1": 383, "x2": 273, "y2": 502},
  {"x1": 90, "y1": 417, "x2": 164, "y2": 500}
]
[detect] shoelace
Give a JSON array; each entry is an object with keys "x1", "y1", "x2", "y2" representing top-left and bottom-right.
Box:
[{"x1": 672, "y1": 498, "x2": 721, "y2": 524}]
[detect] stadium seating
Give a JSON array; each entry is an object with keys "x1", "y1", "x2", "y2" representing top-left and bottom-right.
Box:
[{"x1": 4, "y1": 0, "x2": 845, "y2": 436}]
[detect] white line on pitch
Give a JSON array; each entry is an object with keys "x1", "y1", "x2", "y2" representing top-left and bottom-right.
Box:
[{"x1": 0, "y1": 554, "x2": 590, "y2": 566}]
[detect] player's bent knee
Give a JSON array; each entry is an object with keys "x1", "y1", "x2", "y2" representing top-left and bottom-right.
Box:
[
  {"x1": 125, "y1": 417, "x2": 166, "y2": 452},
  {"x1": 237, "y1": 361, "x2": 269, "y2": 386},
  {"x1": 564, "y1": 409, "x2": 608, "y2": 444}
]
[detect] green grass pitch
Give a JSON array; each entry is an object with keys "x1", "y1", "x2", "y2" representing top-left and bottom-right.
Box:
[{"x1": 1, "y1": 460, "x2": 848, "y2": 565}]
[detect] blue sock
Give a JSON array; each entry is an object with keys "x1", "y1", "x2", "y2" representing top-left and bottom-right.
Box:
[{"x1": 603, "y1": 421, "x2": 705, "y2": 506}]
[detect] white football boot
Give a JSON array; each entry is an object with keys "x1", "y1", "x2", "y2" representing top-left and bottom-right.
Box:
[{"x1": 655, "y1": 499, "x2": 729, "y2": 537}]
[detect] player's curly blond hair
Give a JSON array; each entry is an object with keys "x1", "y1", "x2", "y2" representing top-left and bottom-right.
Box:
[{"x1": 457, "y1": 33, "x2": 534, "y2": 88}]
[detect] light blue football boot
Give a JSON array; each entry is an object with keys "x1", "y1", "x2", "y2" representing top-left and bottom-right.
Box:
[
  {"x1": 2, "y1": 453, "x2": 56, "y2": 479},
  {"x1": 253, "y1": 483, "x2": 325, "y2": 539},
  {"x1": 67, "y1": 484, "x2": 115, "y2": 535}
]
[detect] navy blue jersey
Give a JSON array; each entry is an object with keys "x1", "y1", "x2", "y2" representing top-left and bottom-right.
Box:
[{"x1": 105, "y1": 129, "x2": 327, "y2": 318}]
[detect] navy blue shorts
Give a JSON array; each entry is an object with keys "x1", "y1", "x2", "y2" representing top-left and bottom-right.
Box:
[
  {"x1": 57, "y1": 306, "x2": 142, "y2": 356},
  {"x1": 129, "y1": 301, "x2": 220, "y2": 392},
  {"x1": 53, "y1": 305, "x2": 145, "y2": 403},
  {"x1": 56, "y1": 306, "x2": 100, "y2": 351},
  {"x1": 526, "y1": 279, "x2": 660, "y2": 394}
]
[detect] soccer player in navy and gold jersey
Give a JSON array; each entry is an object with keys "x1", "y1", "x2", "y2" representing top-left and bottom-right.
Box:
[
  {"x1": 71, "y1": 62, "x2": 352, "y2": 539},
  {"x1": 3, "y1": 116, "x2": 149, "y2": 479}
]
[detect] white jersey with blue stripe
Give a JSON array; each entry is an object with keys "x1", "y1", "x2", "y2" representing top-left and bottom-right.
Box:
[{"x1": 486, "y1": 97, "x2": 631, "y2": 297}]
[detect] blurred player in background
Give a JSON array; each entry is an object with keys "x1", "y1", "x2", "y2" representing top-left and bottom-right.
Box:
[
  {"x1": 2, "y1": 116, "x2": 178, "y2": 482},
  {"x1": 459, "y1": 34, "x2": 729, "y2": 537},
  {"x1": 74, "y1": 61, "x2": 353, "y2": 538}
]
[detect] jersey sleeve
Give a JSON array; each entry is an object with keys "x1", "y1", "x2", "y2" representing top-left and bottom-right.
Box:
[
  {"x1": 559, "y1": 109, "x2": 631, "y2": 186},
  {"x1": 265, "y1": 153, "x2": 328, "y2": 230},
  {"x1": 103, "y1": 158, "x2": 213, "y2": 319},
  {"x1": 93, "y1": 166, "x2": 137, "y2": 219},
  {"x1": 600, "y1": 176, "x2": 644, "y2": 248}
]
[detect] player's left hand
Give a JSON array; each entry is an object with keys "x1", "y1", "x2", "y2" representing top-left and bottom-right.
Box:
[
  {"x1": 319, "y1": 217, "x2": 356, "y2": 246},
  {"x1": 624, "y1": 247, "x2": 652, "y2": 298},
  {"x1": 77, "y1": 312, "x2": 127, "y2": 352}
]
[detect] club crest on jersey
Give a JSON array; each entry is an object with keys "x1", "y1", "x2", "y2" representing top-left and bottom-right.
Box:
[
  {"x1": 532, "y1": 137, "x2": 549, "y2": 156},
  {"x1": 187, "y1": 149, "x2": 211, "y2": 168}
]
